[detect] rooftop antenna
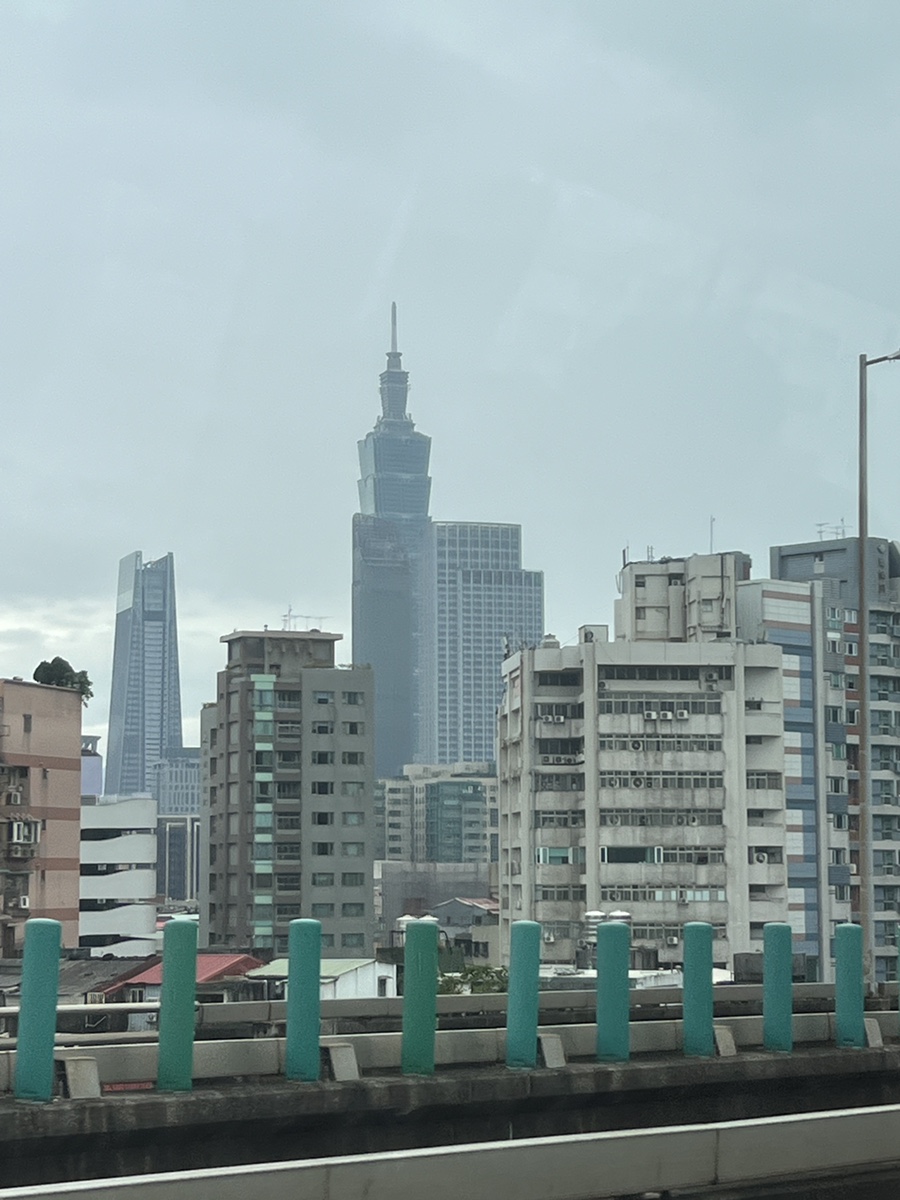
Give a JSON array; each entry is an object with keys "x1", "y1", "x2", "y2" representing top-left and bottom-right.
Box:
[
  {"x1": 391, "y1": 300, "x2": 398, "y2": 354},
  {"x1": 709, "y1": 516, "x2": 715, "y2": 554}
]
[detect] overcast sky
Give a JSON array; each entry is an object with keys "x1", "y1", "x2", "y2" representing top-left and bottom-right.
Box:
[{"x1": 3, "y1": 0, "x2": 900, "y2": 746}]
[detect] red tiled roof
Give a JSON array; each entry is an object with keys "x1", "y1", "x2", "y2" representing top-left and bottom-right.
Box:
[{"x1": 110, "y1": 954, "x2": 263, "y2": 988}]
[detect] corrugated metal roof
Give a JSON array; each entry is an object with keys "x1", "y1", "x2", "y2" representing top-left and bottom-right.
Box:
[
  {"x1": 247, "y1": 958, "x2": 377, "y2": 980},
  {"x1": 112, "y1": 953, "x2": 263, "y2": 987}
]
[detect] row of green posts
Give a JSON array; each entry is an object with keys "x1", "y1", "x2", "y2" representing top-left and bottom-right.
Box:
[{"x1": 12, "y1": 916, "x2": 870, "y2": 1102}]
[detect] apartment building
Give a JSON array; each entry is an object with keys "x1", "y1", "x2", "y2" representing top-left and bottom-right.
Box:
[
  {"x1": 771, "y1": 537, "x2": 900, "y2": 981},
  {"x1": 499, "y1": 624, "x2": 785, "y2": 969},
  {"x1": 375, "y1": 762, "x2": 498, "y2": 864},
  {"x1": 201, "y1": 630, "x2": 374, "y2": 957},
  {"x1": 0, "y1": 678, "x2": 82, "y2": 951}
]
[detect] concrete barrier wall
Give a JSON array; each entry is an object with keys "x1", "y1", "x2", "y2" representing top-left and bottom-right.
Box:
[
  {"x1": 0, "y1": 1007, "x2": 884, "y2": 1088},
  {"x1": 4, "y1": 1104, "x2": 900, "y2": 1200}
]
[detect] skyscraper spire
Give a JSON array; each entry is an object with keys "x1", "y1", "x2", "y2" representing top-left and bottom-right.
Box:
[{"x1": 381, "y1": 300, "x2": 408, "y2": 417}]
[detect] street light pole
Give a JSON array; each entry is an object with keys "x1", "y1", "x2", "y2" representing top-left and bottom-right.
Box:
[{"x1": 857, "y1": 348, "x2": 900, "y2": 994}]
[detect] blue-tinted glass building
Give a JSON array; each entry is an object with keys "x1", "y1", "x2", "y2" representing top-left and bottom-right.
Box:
[
  {"x1": 106, "y1": 551, "x2": 183, "y2": 796},
  {"x1": 352, "y1": 305, "x2": 432, "y2": 778}
]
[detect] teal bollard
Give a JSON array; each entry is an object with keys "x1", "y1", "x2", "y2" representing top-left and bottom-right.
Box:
[
  {"x1": 506, "y1": 920, "x2": 541, "y2": 1068},
  {"x1": 834, "y1": 922, "x2": 865, "y2": 1049},
  {"x1": 401, "y1": 920, "x2": 439, "y2": 1075},
  {"x1": 15, "y1": 919, "x2": 61, "y2": 1101},
  {"x1": 596, "y1": 921, "x2": 631, "y2": 1062},
  {"x1": 286, "y1": 919, "x2": 322, "y2": 1081},
  {"x1": 157, "y1": 918, "x2": 198, "y2": 1091},
  {"x1": 763, "y1": 923, "x2": 793, "y2": 1052},
  {"x1": 683, "y1": 922, "x2": 714, "y2": 1057}
]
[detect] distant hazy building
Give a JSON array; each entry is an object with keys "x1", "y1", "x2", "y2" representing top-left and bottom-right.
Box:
[
  {"x1": 352, "y1": 305, "x2": 432, "y2": 778},
  {"x1": 352, "y1": 310, "x2": 544, "y2": 775},
  {"x1": 106, "y1": 551, "x2": 183, "y2": 795},
  {"x1": 0, "y1": 678, "x2": 82, "y2": 951},
  {"x1": 424, "y1": 522, "x2": 543, "y2": 764},
  {"x1": 375, "y1": 762, "x2": 498, "y2": 864},
  {"x1": 79, "y1": 794, "x2": 158, "y2": 957},
  {"x1": 201, "y1": 629, "x2": 375, "y2": 957},
  {"x1": 150, "y1": 748, "x2": 200, "y2": 815},
  {"x1": 157, "y1": 814, "x2": 200, "y2": 903}
]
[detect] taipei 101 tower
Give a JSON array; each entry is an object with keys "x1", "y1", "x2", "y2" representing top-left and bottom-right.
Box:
[{"x1": 352, "y1": 305, "x2": 432, "y2": 778}]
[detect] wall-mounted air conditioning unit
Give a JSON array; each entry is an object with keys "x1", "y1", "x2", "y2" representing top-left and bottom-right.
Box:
[
  {"x1": 666, "y1": 936, "x2": 680, "y2": 946},
  {"x1": 850, "y1": 864, "x2": 859, "y2": 875},
  {"x1": 754, "y1": 852, "x2": 768, "y2": 864},
  {"x1": 18, "y1": 896, "x2": 28, "y2": 910},
  {"x1": 676, "y1": 710, "x2": 690, "y2": 720},
  {"x1": 660, "y1": 712, "x2": 674, "y2": 721},
  {"x1": 644, "y1": 711, "x2": 658, "y2": 721},
  {"x1": 554, "y1": 715, "x2": 566, "y2": 724}
]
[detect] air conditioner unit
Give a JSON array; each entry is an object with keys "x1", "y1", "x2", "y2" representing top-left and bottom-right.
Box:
[
  {"x1": 554, "y1": 715, "x2": 566, "y2": 724},
  {"x1": 554, "y1": 756, "x2": 564, "y2": 765},
  {"x1": 705, "y1": 672, "x2": 718, "y2": 682},
  {"x1": 850, "y1": 864, "x2": 859, "y2": 875},
  {"x1": 666, "y1": 936, "x2": 680, "y2": 946},
  {"x1": 678, "y1": 891, "x2": 688, "y2": 905},
  {"x1": 5, "y1": 790, "x2": 23, "y2": 806},
  {"x1": 676, "y1": 710, "x2": 690, "y2": 720},
  {"x1": 514, "y1": 901, "x2": 523, "y2": 910},
  {"x1": 644, "y1": 711, "x2": 659, "y2": 721},
  {"x1": 541, "y1": 716, "x2": 555, "y2": 724},
  {"x1": 18, "y1": 896, "x2": 28, "y2": 910},
  {"x1": 563, "y1": 756, "x2": 576, "y2": 764},
  {"x1": 660, "y1": 712, "x2": 674, "y2": 721},
  {"x1": 676, "y1": 815, "x2": 687, "y2": 826},
  {"x1": 707, "y1": 684, "x2": 717, "y2": 693},
  {"x1": 608, "y1": 814, "x2": 620, "y2": 825},
  {"x1": 630, "y1": 740, "x2": 642, "y2": 751},
  {"x1": 543, "y1": 932, "x2": 555, "y2": 943},
  {"x1": 688, "y1": 816, "x2": 699, "y2": 826},
  {"x1": 608, "y1": 779, "x2": 620, "y2": 788},
  {"x1": 542, "y1": 756, "x2": 551, "y2": 764},
  {"x1": 632, "y1": 777, "x2": 644, "y2": 788},
  {"x1": 598, "y1": 681, "x2": 607, "y2": 690},
  {"x1": 754, "y1": 852, "x2": 768, "y2": 864}
]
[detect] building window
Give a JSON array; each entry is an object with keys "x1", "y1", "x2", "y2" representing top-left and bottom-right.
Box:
[
  {"x1": 321, "y1": 934, "x2": 335, "y2": 948},
  {"x1": 275, "y1": 842, "x2": 301, "y2": 860},
  {"x1": 312, "y1": 750, "x2": 335, "y2": 765},
  {"x1": 311, "y1": 782, "x2": 334, "y2": 795},
  {"x1": 312, "y1": 842, "x2": 334, "y2": 856},
  {"x1": 313, "y1": 691, "x2": 334, "y2": 705},
  {"x1": 342, "y1": 692, "x2": 364, "y2": 705},
  {"x1": 311, "y1": 903, "x2": 334, "y2": 918},
  {"x1": 311, "y1": 872, "x2": 334, "y2": 886},
  {"x1": 276, "y1": 874, "x2": 301, "y2": 891},
  {"x1": 341, "y1": 933, "x2": 365, "y2": 948},
  {"x1": 634, "y1": 608, "x2": 646, "y2": 619},
  {"x1": 342, "y1": 903, "x2": 365, "y2": 917},
  {"x1": 312, "y1": 720, "x2": 334, "y2": 734},
  {"x1": 342, "y1": 782, "x2": 365, "y2": 797},
  {"x1": 341, "y1": 872, "x2": 365, "y2": 886},
  {"x1": 342, "y1": 811, "x2": 364, "y2": 826},
  {"x1": 341, "y1": 751, "x2": 364, "y2": 766},
  {"x1": 312, "y1": 812, "x2": 334, "y2": 826},
  {"x1": 341, "y1": 842, "x2": 365, "y2": 857},
  {"x1": 22, "y1": 715, "x2": 31, "y2": 734},
  {"x1": 276, "y1": 814, "x2": 302, "y2": 830},
  {"x1": 342, "y1": 722, "x2": 365, "y2": 735}
]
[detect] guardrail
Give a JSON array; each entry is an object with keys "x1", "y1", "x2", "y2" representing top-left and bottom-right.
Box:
[
  {"x1": 4, "y1": 1103, "x2": 900, "y2": 1200},
  {"x1": 6, "y1": 916, "x2": 885, "y2": 1101}
]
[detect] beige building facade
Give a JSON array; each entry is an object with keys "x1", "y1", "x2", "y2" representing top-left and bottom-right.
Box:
[{"x1": 0, "y1": 679, "x2": 82, "y2": 950}]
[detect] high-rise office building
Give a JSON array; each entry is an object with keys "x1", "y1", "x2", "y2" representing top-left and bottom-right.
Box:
[
  {"x1": 106, "y1": 551, "x2": 183, "y2": 795},
  {"x1": 425, "y1": 522, "x2": 543, "y2": 764},
  {"x1": 200, "y1": 629, "x2": 375, "y2": 956},
  {"x1": 374, "y1": 761, "x2": 498, "y2": 863},
  {"x1": 352, "y1": 310, "x2": 544, "y2": 774},
  {"x1": 352, "y1": 305, "x2": 432, "y2": 778}
]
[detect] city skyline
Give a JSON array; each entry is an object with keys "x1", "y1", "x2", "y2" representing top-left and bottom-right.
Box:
[{"x1": 5, "y1": 3, "x2": 900, "y2": 747}]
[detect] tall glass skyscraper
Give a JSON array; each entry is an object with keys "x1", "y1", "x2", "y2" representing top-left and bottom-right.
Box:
[
  {"x1": 106, "y1": 551, "x2": 183, "y2": 795},
  {"x1": 352, "y1": 306, "x2": 432, "y2": 778},
  {"x1": 353, "y1": 309, "x2": 545, "y2": 775}
]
